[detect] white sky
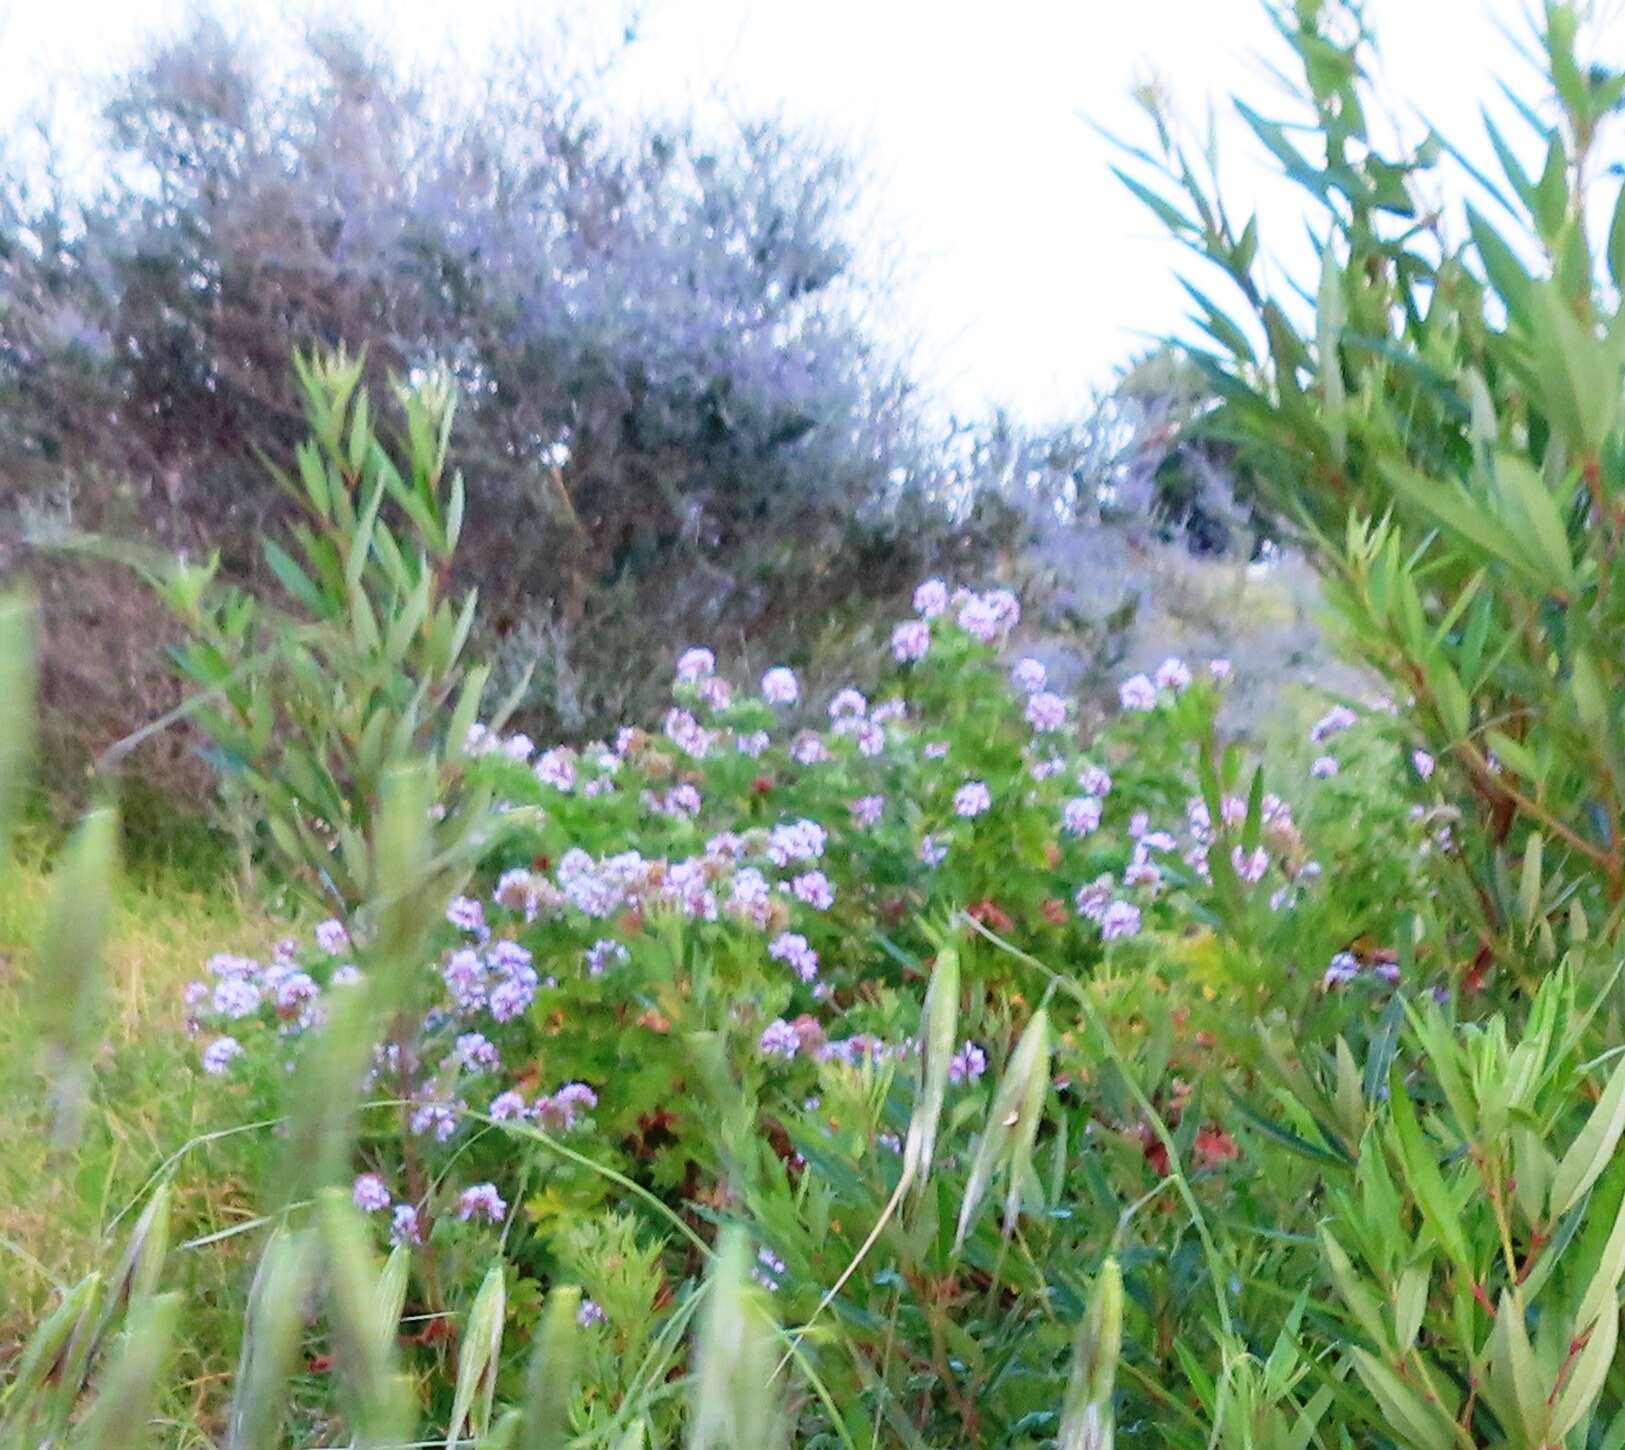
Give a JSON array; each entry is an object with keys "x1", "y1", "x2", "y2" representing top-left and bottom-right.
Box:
[{"x1": 0, "y1": 0, "x2": 1608, "y2": 423}]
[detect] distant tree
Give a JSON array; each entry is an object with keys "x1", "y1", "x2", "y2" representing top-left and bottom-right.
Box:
[{"x1": 1, "y1": 15, "x2": 979, "y2": 771}]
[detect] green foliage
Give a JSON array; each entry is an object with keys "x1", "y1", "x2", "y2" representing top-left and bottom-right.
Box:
[
  {"x1": 1114, "y1": 0, "x2": 1625, "y2": 971},
  {"x1": 145, "y1": 349, "x2": 508, "y2": 913}
]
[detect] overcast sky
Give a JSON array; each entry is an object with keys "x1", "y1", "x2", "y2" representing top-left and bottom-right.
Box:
[{"x1": 1, "y1": 0, "x2": 1613, "y2": 423}]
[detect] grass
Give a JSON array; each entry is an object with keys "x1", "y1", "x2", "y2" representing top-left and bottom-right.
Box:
[{"x1": 0, "y1": 830, "x2": 298, "y2": 1440}]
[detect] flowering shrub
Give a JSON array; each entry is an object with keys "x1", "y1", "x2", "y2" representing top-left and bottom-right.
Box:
[{"x1": 172, "y1": 569, "x2": 1471, "y2": 1441}]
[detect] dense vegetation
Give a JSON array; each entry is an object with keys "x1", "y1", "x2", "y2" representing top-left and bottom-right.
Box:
[{"x1": 5, "y1": 1, "x2": 1625, "y2": 1447}]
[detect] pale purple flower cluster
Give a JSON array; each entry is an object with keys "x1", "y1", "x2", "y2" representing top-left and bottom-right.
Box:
[
  {"x1": 913, "y1": 578, "x2": 950, "y2": 618},
  {"x1": 829, "y1": 688, "x2": 868, "y2": 720},
  {"x1": 769, "y1": 931, "x2": 820, "y2": 983},
  {"x1": 948, "y1": 1041, "x2": 988, "y2": 1084},
  {"x1": 535, "y1": 747, "x2": 577, "y2": 792},
  {"x1": 953, "y1": 780, "x2": 991, "y2": 818},
  {"x1": 891, "y1": 619, "x2": 930, "y2": 662},
  {"x1": 457, "y1": 1183, "x2": 507, "y2": 1223},
  {"x1": 1119, "y1": 674, "x2": 1158, "y2": 711},
  {"x1": 201, "y1": 1036, "x2": 243, "y2": 1074},
  {"x1": 1153, "y1": 657, "x2": 1193, "y2": 692},
  {"x1": 752, "y1": 1245, "x2": 787, "y2": 1290},
  {"x1": 1310, "y1": 704, "x2": 1358, "y2": 742},
  {"x1": 791, "y1": 871, "x2": 836, "y2": 910},
  {"x1": 851, "y1": 794, "x2": 885, "y2": 827},
  {"x1": 1025, "y1": 691, "x2": 1068, "y2": 733},
  {"x1": 675, "y1": 647, "x2": 716, "y2": 683},
  {"x1": 535, "y1": 1081, "x2": 598, "y2": 1131},
  {"x1": 760, "y1": 1018, "x2": 802, "y2": 1059},
  {"x1": 761, "y1": 666, "x2": 799, "y2": 705},
  {"x1": 1063, "y1": 797, "x2": 1102, "y2": 837},
  {"x1": 586, "y1": 938, "x2": 630, "y2": 976},
  {"x1": 1011, "y1": 657, "x2": 1046, "y2": 693},
  {"x1": 352, "y1": 1173, "x2": 391, "y2": 1212},
  {"x1": 955, "y1": 587, "x2": 1021, "y2": 644}
]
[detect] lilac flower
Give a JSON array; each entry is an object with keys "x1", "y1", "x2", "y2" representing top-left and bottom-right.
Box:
[
  {"x1": 891, "y1": 619, "x2": 930, "y2": 662},
  {"x1": 851, "y1": 794, "x2": 885, "y2": 827},
  {"x1": 664, "y1": 782, "x2": 703, "y2": 818},
  {"x1": 829, "y1": 688, "x2": 868, "y2": 720},
  {"x1": 948, "y1": 1041, "x2": 988, "y2": 1084},
  {"x1": 1011, "y1": 657, "x2": 1047, "y2": 693},
  {"x1": 274, "y1": 972, "x2": 320, "y2": 1028},
  {"x1": 1123, "y1": 851, "x2": 1162, "y2": 889},
  {"x1": 332, "y1": 963, "x2": 363, "y2": 987},
  {"x1": 536, "y1": 1082, "x2": 598, "y2": 1132},
  {"x1": 1141, "y1": 830, "x2": 1177, "y2": 853},
  {"x1": 728, "y1": 868, "x2": 774, "y2": 929},
  {"x1": 1129, "y1": 812, "x2": 1148, "y2": 838},
  {"x1": 585, "y1": 938, "x2": 629, "y2": 976},
  {"x1": 1063, "y1": 797, "x2": 1102, "y2": 837},
  {"x1": 1310, "y1": 755, "x2": 1339, "y2": 779},
  {"x1": 495, "y1": 941, "x2": 536, "y2": 975},
  {"x1": 352, "y1": 1174, "x2": 391, "y2": 1212},
  {"x1": 1310, "y1": 705, "x2": 1358, "y2": 742},
  {"x1": 768, "y1": 819, "x2": 828, "y2": 866},
  {"x1": 663, "y1": 709, "x2": 713, "y2": 757},
  {"x1": 689, "y1": 677, "x2": 730, "y2": 715},
  {"x1": 1209, "y1": 658, "x2": 1233, "y2": 682},
  {"x1": 443, "y1": 949, "x2": 488, "y2": 1013},
  {"x1": 676, "y1": 647, "x2": 715, "y2": 682},
  {"x1": 213, "y1": 977, "x2": 261, "y2": 1020},
  {"x1": 752, "y1": 1245, "x2": 787, "y2": 1290},
  {"x1": 489, "y1": 971, "x2": 539, "y2": 1023},
  {"x1": 1154, "y1": 657, "x2": 1193, "y2": 692},
  {"x1": 1413, "y1": 749, "x2": 1436, "y2": 781},
  {"x1": 457, "y1": 1183, "x2": 507, "y2": 1223},
  {"x1": 986, "y1": 589, "x2": 1021, "y2": 631},
  {"x1": 736, "y1": 729, "x2": 770, "y2": 758},
  {"x1": 315, "y1": 918, "x2": 349, "y2": 954},
  {"x1": 759, "y1": 1019, "x2": 802, "y2": 1059},
  {"x1": 464, "y1": 722, "x2": 496, "y2": 756},
  {"x1": 1025, "y1": 691, "x2": 1068, "y2": 732},
  {"x1": 1100, "y1": 901, "x2": 1143, "y2": 940},
  {"x1": 919, "y1": 835, "x2": 947, "y2": 866},
  {"x1": 501, "y1": 732, "x2": 535, "y2": 763},
  {"x1": 871, "y1": 698, "x2": 908, "y2": 724},
  {"x1": 1231, "y1": 846, "x2": 1269, "y2": 884},
  {"x1": 1322, "y1": 952, "x2": 1360, "y2": 989},
  {"x1": 913, "y1": 578, "x2": 949, "y2": 618},
  {"x1": 578, "y1": 1299, "x2": 607, "y2": 1328},
  {"x1": 201, "y1": 1036, "x2": 243, "y2": 1074},
  {"x1": 390, "y1": 1205, "x2": 422, "y2": 1245},
  {"x1": 489, "y1": 1090, "x2": 528, "y2": 1122},
  {"x1": 1078, "y1": 764, "x2": 1113, "y2": 796},
  {"x1": 923, "y1": 740, "x2": 949, "y2": 759},
  {"x1": 791, "y1": 733, "x2": 831, "y2": 765},
  {"x1": 411, "y1": 1102, "x2": 459, "y2": 1142},
  {"x1": 761, "y1": 666, "x2": 800, "y2": 705},
  {"x1": 769, "y1": 931, "x2": 820, "y2": 983},
  {"x1": 851, "y1": 720, "x2": 886, "y2": 757},
  {"x1": 535, "y1": 747, "x2": 577, "y2": 792},
  {"x1": 446, "y1": 896, "x2": 488, "y2": 937},
  {"x1": 1119, "y1": 674, "x2": 1158, "y2": 711},
  {"x1": 1030, "y1": 755, "x2": 1065, "y2": 781},
  {"x1": 953, "y1": 780, "x2": 991, "y2": 817},
  {"x1": 956, "y1": 594, "x2": 1004, "y2": 643},
  {"x1": 1074, "y1": 875, "x2": 1115, "y2": 921},
  {"x1": 791, "y1": 871, "x2": 836, "y2": 910},
  {"x1": 453, "y1": 1032, "x2": 500, "y2": 1072}
]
